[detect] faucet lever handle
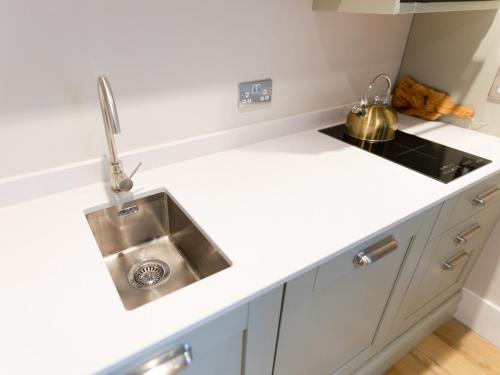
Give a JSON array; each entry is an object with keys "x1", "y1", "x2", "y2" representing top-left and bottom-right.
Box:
[{"x1": 129, "y1": 162, "x2": 143, "y2": 179}]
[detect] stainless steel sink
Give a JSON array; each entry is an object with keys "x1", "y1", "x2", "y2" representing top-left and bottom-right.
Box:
[{"x1": 85, "y1": 191, "x2": 231, "y2": 310}]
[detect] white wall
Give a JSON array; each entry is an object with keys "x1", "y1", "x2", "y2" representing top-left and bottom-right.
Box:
[
  {"x1": 399, "y1": 10, "x2": 500, "y2": 132},
  {"x1": 1, "y1": 0, "x2": 412, "y2": 179},
  {"x1": 398, "y1": 9, "x2": 500, "y2": 345}
]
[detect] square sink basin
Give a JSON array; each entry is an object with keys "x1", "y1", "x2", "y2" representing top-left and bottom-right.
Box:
[{"x1": 85, "y1": 191, "x2": 231, "y2": 310}]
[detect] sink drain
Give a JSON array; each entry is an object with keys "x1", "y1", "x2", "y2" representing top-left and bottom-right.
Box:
[{"x1": 128, "y1": 259, "x2": 170, "y2": 289}]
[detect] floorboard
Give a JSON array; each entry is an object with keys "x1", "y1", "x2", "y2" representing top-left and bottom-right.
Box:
[{"x1": 385, "y1": 319, "x2": 500, "y2": 375}]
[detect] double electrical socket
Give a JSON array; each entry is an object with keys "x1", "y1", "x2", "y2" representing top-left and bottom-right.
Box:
[
  {"x1": 488, "y1": 67, "x2": 500, "y2": 104},
  {"x1": 239, "y1": 79, "x2": 272, "y2": 108}
]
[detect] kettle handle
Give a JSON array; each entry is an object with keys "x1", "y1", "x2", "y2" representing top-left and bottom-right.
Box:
[{"x1": 361, "y1": 74, "x2": 392, "y2": 106}]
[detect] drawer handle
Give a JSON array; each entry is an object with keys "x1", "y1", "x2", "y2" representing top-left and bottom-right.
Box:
[
  {"x1": 455, "y1": 223, "x2": 482, "y2": 245},
  {"x1": 353, "y1": 236, "x2": 399, "y2": 266},
  {"x1": 472, "y1": 187, "x2": 500, "y2": 206},
  {"x1": 441, "y1": 250, "x2": 469, "y2": 271},
  {"x1": 133, "y1": 343, "x2": 192, "y2": 375}
]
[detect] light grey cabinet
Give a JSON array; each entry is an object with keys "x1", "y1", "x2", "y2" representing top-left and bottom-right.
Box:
[
  {"x1": 386, "y1": 175, "x2": 500, "y2": 341},
  {"x1": 405, "y1": 205, "x2": 500, "y2": 314},
  {"x1": 104, "y1": 175, "x2": 500, "y2": 375},
  {"x1": 101, "y1": 286, "x2": 283, "y2": 375},
  {"x1": 273, "y1": 210, "x2": 435, "y2": 375}
]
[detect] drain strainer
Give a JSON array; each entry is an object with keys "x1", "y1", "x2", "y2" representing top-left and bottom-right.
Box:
[{"x1": 128, "y1": 259, "x2": 170, "y2": 289}]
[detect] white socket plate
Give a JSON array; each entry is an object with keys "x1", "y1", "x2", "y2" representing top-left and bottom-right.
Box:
[{"x1": 239, "y1": 79, "x2": 272, "y2": 107}]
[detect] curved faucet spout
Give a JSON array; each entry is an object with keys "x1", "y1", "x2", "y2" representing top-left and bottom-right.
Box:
[
  {"x1": 97, "y1": 75, "x2": 141, "y2": 192},
  {"x1": 98, "y1": 75, "x2": 121, "y2": 165}
]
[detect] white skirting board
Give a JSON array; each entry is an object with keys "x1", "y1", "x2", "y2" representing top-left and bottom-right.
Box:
[
  {"x1": 455, "y1": 287, "x2": 500, "y2": 349},
  {"x1": 0, "y1": 104, "x2": 351, "y2": 208},
  {"x1": 353, "y1": 292, "x2": 461, "y2": 375}
]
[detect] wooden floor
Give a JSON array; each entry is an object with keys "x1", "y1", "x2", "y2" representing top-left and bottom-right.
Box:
[{"x1": 385, "y1": 319, "x2": 500, "y2": 375}]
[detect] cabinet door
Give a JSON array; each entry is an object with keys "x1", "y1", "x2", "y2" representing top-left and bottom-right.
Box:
[
  {"x1": 100, "y1": 286, "x2": 283, "y2": 375},
  {"x1": 99, "y1": 305, "x2": 248, "y2": 375},
  {"x1": 274, "y1": 215, "x2": 424, "y2": 375}
]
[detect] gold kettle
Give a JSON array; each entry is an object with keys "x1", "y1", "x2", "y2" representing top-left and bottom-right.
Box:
[{"x1": 346, "y1": 74, "x2": 398, "y2": 142}]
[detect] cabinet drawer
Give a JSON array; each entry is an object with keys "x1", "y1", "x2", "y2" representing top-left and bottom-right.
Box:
[
  {"x1": 405, "y1": 250, "x2": 469, "y2": 317},
  {"x1": 432, "y1": 173, "x2": 500, "y2": 238},
  {"x1": 417, "y1": 201, "x2": 500, "y2": 274}
]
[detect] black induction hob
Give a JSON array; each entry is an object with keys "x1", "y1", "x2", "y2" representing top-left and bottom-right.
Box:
[{"x1": 319, "y1": 124, "x2": 491, "y2": 184}]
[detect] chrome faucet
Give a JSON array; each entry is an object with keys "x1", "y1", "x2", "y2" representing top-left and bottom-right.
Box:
[{"x1": 97, "y1": 76, "x2": 141, "y2": 192}]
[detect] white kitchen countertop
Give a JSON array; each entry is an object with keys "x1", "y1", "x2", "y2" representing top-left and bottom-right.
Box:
[{"x1": 2, "y1": 115, "x2": 500, "y2": 374}]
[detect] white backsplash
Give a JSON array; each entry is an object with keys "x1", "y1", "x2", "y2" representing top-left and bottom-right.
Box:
[{"x1": 1, "y1": 0, "x2": 412, "y2": 179}]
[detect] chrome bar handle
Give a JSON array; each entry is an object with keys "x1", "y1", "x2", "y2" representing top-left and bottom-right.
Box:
[
  {"x1": 472, "y1": 187, "x2": 500, "y2": 206},
  {"x1": 132, "y1": 343, "x2": 192, "y2": 375},
  {"x1": 441, "y1": 250, "x2": 469, "y2": 271},
  {"x1": 353, "y1": 236, "x2": 399, "y2": 267},
  {"x1": 454, "y1": 223, "x2": 482, "y2": 245}
]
